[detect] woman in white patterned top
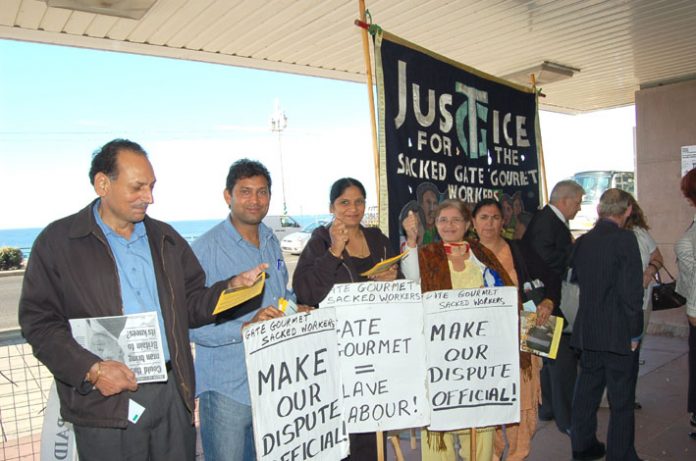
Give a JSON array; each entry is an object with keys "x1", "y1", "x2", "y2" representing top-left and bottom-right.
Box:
[{"x1": 674, "y1": 169, "x2": 696, "y2": 439}]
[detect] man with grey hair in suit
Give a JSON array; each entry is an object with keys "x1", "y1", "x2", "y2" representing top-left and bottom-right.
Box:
[
  {"x1": 523, "y1": 179, "x2": 585, "y2": 434},
  {"x1": 569, "y1": 188, "x2": 643, "y2": 461}
]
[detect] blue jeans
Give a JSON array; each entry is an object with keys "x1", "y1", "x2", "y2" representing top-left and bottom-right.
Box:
[{"x1": 198, "y1": 391, "x2": 256, "y2": 461}]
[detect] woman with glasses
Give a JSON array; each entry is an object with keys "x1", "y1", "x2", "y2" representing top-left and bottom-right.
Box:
[
  {"x1": 293, "y1": 177, "x2": 399, "y2": 461},
  {"x1": 401, "y1": 198, "x2": 510, "y2": 460},
  {"x1": 471, "y1": 198, "x2": 559, "y2": 461}
]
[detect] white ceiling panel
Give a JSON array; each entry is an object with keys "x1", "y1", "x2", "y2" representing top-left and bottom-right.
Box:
[{"x1": 1, "y1": 0, "x2": 695, "y2": 113}]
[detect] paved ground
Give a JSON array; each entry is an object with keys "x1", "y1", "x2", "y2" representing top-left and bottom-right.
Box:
[{"x1": 390, "y1": 333, "x2": 694, "y2": 461}]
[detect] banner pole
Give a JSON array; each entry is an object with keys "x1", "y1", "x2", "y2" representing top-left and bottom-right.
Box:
[
  {"x1": 531, "y1": 73, "x2": 549, "y2": 203},
  {"x1": 357, "y1": 0, "x2": 381, "y2": 211}
]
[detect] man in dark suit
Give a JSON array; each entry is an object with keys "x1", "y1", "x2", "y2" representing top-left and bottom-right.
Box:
[
  {"x1": 523, "y1": 179, "x2": 584, "y2": 434},
  {"x1": 569, "y1": 188, "x2": 643, "y2": 461}
]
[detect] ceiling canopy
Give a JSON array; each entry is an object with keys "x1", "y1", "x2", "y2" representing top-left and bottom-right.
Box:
[{"x1": 2, "y1": 0, "x2": 696, "y2": 113}]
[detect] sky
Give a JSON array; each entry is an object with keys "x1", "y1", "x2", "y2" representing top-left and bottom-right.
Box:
[{"x1": 0, "y1": 39, "x2": 636, "y2": 230}]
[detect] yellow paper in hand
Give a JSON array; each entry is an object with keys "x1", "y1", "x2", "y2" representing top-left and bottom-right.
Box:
[
  {"x1": 360, "y1": 250, "x2": 409, "y2": 277},
  {"x1": 213, "y1": 272, "x2": 265, "y2": 315}
]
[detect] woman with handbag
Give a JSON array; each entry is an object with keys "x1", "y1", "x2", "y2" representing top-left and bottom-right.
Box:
[
  {"x1": 620, "y1": 191, "x2": 665, "y2": 411},
  {"x1": 675, "y1": 169, "x2": 696, "y2": 440},
  {"x1": 471, "y1": 198, "x2": 560, "y2": 460},
  {"x1": 622, "y1": 192, "x2": 664, "y2": 333}
]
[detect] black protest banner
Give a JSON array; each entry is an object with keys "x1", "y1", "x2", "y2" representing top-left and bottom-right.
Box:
[{"x1": 375, "y1": 31, "x2": 542, "y2": 247}]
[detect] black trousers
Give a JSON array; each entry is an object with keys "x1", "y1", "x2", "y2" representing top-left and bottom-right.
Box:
[
  {"x1": 539, "y1": 333, "x2": 577, "y2": 432},
  {"x1": 343, "y1": 432, "x2": 388, "y2": 461},
  {"x1": 571, "y1": 349, "x2": 640, "y2": 461},
  {"x1": 73, "y1": 370, "x2": 195, "y2": 461}
]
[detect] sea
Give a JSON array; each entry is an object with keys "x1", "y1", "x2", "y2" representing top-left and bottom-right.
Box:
[{"x1": 0, "y1": 215, "x2": 332, "y2": 259}]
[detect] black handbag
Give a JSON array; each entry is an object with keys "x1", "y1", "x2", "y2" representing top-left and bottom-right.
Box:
[{"x1": 651, "y1": 267, "x2": 686, "y2": 311}]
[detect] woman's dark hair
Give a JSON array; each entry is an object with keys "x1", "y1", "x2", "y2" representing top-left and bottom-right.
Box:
[
  {"x1": 681, "y1": 169, "x2": 696, "y2": 205},
  {"x1": 226, "y1": 159, "x2": 272, "y2": 192},
  {"x1": 89, "y1": 139, "x2": 147, "y2": 185},
  {"x1": 329, "y1": 178, "x2": 366, "y2": 203},
  {"x1": 472, "y1": 198, "x2": 503, "y2": 217}
]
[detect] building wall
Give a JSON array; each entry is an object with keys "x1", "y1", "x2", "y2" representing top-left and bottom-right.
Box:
[{"x1": 635, "y1": 79, "x2": 696, "y2": 275}]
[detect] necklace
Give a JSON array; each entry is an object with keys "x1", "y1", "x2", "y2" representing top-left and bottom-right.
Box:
[{"x1": 346, "y1": 230, "x2": 370, "y2": 258}]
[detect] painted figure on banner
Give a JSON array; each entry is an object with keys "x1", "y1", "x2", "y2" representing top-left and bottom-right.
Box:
[{"x1": 417, "y1": 181, "x2": 442, "y2": 244}]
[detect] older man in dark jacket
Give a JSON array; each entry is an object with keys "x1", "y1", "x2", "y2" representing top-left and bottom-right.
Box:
[
  {"x1": 523, "y1": 179, "x2": 584, "y2": 434},
  {"x1": 19, "y1": 139, "x2": 264, "y2": 461},
  {"x1": 569, "y1": 188, "x2": 644, "y2": 461}
]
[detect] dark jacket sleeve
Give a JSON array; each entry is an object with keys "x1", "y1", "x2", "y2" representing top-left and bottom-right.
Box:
[
  {"x1": 292, "y1": 227, "x2": 347, "y2": 307},
  {"x1": 518, "y1": 240, "x2": 562, "y2": 309},
  {"x1": 524, "y1": 208, "x2": 572, "y2": 276},
  {"x1": 18, "y1": 231, "x2": 100, "y2": 390}
]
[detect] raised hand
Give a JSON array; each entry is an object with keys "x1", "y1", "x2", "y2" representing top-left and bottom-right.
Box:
[{"x1": 329, "y1": 218, "x2": 349, "y2": 257}]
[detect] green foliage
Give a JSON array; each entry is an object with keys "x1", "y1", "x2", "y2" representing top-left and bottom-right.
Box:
[{"x1": 0, "y1": 246, "x2": 24, "y2": 270}]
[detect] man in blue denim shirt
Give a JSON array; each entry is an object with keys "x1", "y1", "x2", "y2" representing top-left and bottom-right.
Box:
[{"x1": 190, "y1": 159, "x2": 296, "y2": 461}]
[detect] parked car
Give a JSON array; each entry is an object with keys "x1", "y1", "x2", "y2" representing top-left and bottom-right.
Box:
[
  {"x1": 262, "y1": 215, "x2": 301, "y2": 240},
  {"x1": 281, "y1": 221, "x2": 327, "y2": 254}
]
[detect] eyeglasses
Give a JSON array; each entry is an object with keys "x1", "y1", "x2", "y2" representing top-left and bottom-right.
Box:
[{"x1": 436, "y1": 217, "x2": 466, "y2": 225}]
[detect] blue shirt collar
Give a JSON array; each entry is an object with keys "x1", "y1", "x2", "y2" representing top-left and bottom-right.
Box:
[
  {"x1": 92, "y1": 200, "x2": 146, "y2": 242},
  {"x1": 224, "y1": 214, "x2": 273, "y2": 246}
]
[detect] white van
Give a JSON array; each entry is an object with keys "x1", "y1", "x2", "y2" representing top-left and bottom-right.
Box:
[{"x1": 262, "y1": 215, "x2": 301, "y2": 240}]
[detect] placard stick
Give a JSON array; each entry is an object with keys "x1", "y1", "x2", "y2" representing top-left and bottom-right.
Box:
[
  {"x1": 410, "y1": 428, "x2": 417, "y2": 450},
  {"x1": 377, "y1": 431, "x2": 385, "y2": 461},
  {"x1": 388, "y1": 433, "x2": 404, "y2": 461},
  {"x1": 471, "y1": 427, "x2": 477, "y2": 461}
]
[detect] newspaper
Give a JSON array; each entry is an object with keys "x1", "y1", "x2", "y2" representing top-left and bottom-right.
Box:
[{"x1": 70, "y1": 312, "x2": 168, "y2": 383}]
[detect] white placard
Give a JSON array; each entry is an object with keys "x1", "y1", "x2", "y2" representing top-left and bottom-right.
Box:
[
  {"x1": 423, "y1": 286, "x2": 520, "y2": 431},
  {"x1": 681, "y1": 145, "x2": 696, "y2": 176},
  {"x1": 70, "y1": 312, "x2": 167, "y2": 383},
  {"x1": 40, "y1": 382, "x2": 78, "y2": 461},
  {"x1": 243, "y1": 310, "x2": 349, "y2": 461},
  {"x1": 321, "y1": 280, "x2": 429, "y2": 432}
]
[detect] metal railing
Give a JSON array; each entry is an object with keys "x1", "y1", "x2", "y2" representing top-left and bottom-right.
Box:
[
  {"x1": 0, "y1": 330, "x2": 207, "y2": 460},
  {"x1": 0, "y1": 329, "x2": 53, "y2": 460}
]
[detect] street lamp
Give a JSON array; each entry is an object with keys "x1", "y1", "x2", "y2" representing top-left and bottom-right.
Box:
[{"x1": 270, "y1": 100, "x2": 288, "y2": 215}]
